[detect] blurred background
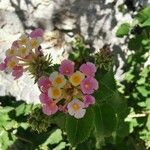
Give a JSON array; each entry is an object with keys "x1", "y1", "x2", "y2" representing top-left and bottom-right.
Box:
[{"x1": 0, "y1": 0, "x2": 148, "y2": 103}]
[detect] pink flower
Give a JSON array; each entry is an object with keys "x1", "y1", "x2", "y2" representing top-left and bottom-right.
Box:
[
  {"x1": 83, "y1": 95, "x2": 95, "y2": 108},
  {"x1": 59, "y1": 59, "x2": 74, "y2": 76},
  {"x1": 38, "y1": 76, "x2": 52, "y2": 93},
  {"x1": 0, "y1": 57, "x2": 12, "y2": 71},
  {"x1": 12, "y1": 66, "x2": 23, "y2": 79},
  {"x1": 0, "y1": 63, "x2": 6, "y2": 71},
  {"x1": 29, "y1": 28, "x2": 44, "y2": 38},
  {"x1": 39, "y1": 93, "x2": 51, "y2": 103},
  {"x1": 80, "y1": 62, "x2": 96, "y2": 77},
  {"x1": 80, "y1": 77, "x2": 98, "y2": 94},
  {"x1": 42, "y1": 100, "x2": 58, "y2": 116},
  {"x1": 67, "y1": 99, "x2": 86, "y2": 119}
]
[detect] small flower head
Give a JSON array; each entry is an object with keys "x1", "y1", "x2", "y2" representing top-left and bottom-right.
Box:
[
  {"x1": 29, "y1": 28, "x2": 44, "y2": 38},
  {"x1": 38, "y1": 76, "x2": 52, "y2": 93},
  {"x1": 48, "y1": 87, "x2": 62, "y2": 99},
  {"x1": 50, "y1": 72, "x2": 66, "y2": 87},
  {"x1": 59, "y1": 59, "x2": 74, "y2": 76},
  {"x1": 67, "y1": 99, "x2": 86, "y2": 119},
  {"x1": 42, "y1": 100, "x2": 58, "y2": 116},
  {"x1": 69, "y1": 71, "x2": 85, "y2": 86},
  {"x1": 83, "y1": 95, "x2": 95, "y2": 108},
  {"x1": 81, "y1": 77, "x2": 98, "y2": 94},
  {"x1": 80, "y1": 62, "x2": 96, "y2": 77}
]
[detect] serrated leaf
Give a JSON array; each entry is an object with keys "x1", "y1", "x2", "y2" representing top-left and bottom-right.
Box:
[
  {"x1": 116, "y1": 23, "x2": 130, "y2": 37},
  {"x1": 94, "y1": 103, "x2": 117, "y2": 137},
  {"x1": 66, "y1": 108, "x2": 94, "y2": 146}
]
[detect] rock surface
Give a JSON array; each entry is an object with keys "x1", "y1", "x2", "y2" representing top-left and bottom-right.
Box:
[{"x1": 0, "y1": 0, "x2": 149, "y2": 103}]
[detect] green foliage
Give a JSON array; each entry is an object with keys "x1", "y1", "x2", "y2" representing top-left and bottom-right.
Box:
[
  {"x1": 116, "y1": 5, "x2": 150, "y2": 150},
  {"x1": 69, "y1": 37, "x2": 92, "y2": 63},
  {"x1": 116, "y1": 23, "x2": 130, "y2": 37},
  {"x1": 0, "y1": 97, "x2": 69, "y2": 149}
]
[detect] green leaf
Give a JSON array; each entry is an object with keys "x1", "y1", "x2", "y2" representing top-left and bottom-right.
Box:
[
  {"x1": 136, "y1": 6, "x2": 150, "y2": 23},
  {"x1": 42, "y1": 129, "x2": 62, "y2": 145},
  {"x1": 52, "y1": 113, "x2": 67, "y2": 130},
  {"x1": 94, "y1": 69, "x2": 116, "y2": 103},
  {"x1": 136, "y1": 86, "x2": 150, "y2": 97},
  {"x1": 128, "y1": 36, "x2": 143, "y2": 51},
  {"x1": 94, "y1": 103, "x2": 117, "y2": 137},
  {"x1": 15, "y1": 103, "x2": 26, "y2": 116},
  {"x1": 116, "y1": 23, "x2": 130, "y2": 37},
  {"x1": 66, "y1": 108, "x2": 94, "y2": 146}
]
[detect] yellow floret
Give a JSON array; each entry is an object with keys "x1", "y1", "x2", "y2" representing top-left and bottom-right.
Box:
[
  {"x1": 7, "y1": 57, "x2": 18, "y2": 70},
  {"x1": 48, "y1": 87, "x2": 62, "y2": 99},
  {"x1": 69, "y1": 71, "x2": 85, "y2": 86},
  {"x1": 6, "y1": 48, "x2": 17, "y2": 57}
]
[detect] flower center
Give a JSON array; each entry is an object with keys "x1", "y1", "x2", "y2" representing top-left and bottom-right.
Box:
[
  {"x1": 52, "y1": 88, "x2": 60, "y2": 97},
  {"x1": 73, "y1": 75, "x2": 80, "y2": 83},
  {"x1": 31, "y1": 39, "x2": 38, "y2": 48},
  {"x1": 8, "y1": 61, "x2": 17, "y2": 68},
  {"x1": 64, "y1": 67, "x2": 69, "y2": 73},
  {"x1": 85, "y1": 83, "x2": 90, "y2": 89},
  {"x1": 72, "y1": 103, "x2": 80, "y2": 111},
  {"x1": 20, "y1": 47, "x2": 27, "y2": 54},
  {"x1": 20, "y1": 38, "x2": 28, "y2": 45},
  {"x1": 55, "y1": 77, "x2": 62, "y2": 84}
]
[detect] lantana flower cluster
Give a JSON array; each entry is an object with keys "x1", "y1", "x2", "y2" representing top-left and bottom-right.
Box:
[
  {"x1": 38, "y1": 60, "x2": 99, "y2": 119},
  {"x1": 0, "y1": 28, "x2": 44, "y2": 79}
]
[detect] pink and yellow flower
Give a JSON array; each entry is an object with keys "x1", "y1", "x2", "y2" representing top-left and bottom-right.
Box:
[
  {"x1": 80, "y1": 62, "x2": 96, "y2": 77},
  {"x1": 18, "y1": 34, "x2": 30, "y2": 46},
  {"x1": 48, "y1": 87, "x2": 62, "y2": 99},
  {"x1": 83, "y1": 95, "x2": 95, "y2": 108},
  {"x1": 59, "y1": 59, "x2": 74, "y2": 76},
  {"x1": 80, "y1": 77, "x2": 98, "y2": 94},
  {"x1": 67, "y1": 99, "x2": 86, "y2": 119},
  {"x1": 0, "y1": 28, "x2": 45, "y2": 80},
  {"x1": 6, "y1": 48, "x2": 17, "y2": 57},
  {"x1": 30, "y1": 38, "x2": 42, "y2": 49},
  {"x1": 69, "y1": 71, "x2": 85, "y2": 86},
  {"x1": 50, "y1": 72, "x2": 66, "y2": 87},
  {"x1": 6, "y1": 57, "x2": 19, "y2": 71},
  {"x1": 18, "y1": 46, "x2": 30, "y2": 58}
]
